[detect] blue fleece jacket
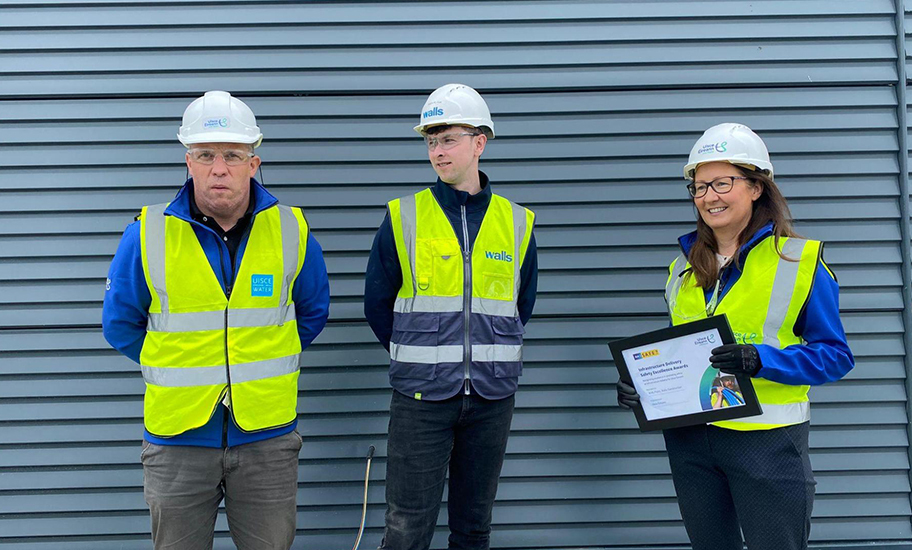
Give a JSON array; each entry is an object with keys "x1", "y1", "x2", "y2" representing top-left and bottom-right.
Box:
[
  {"x1": 102, "y1": 179, "x2": 330, "y2": 447},
  {"x1": 677, "y1": 222, "x2": 854, "y2": 386},
  {"x1": 364, "y1": 172, "x2": 538, "y2": 351}
]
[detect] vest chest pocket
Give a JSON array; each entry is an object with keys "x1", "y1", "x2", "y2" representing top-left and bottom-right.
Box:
[
  {"x1": 416, "y1": 238, "x2": 462, "y2": 296},
  {"x1": 390, "y1": 313, "x2": 440, "y2": 380},
  {"x1": 482, "y1": 272, "x2": 512, "y2": 301}
]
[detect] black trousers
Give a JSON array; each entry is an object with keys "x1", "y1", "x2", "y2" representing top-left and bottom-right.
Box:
[
  {"x1": 663, "y1": 422, "x2": 816, "y2": 550},
  {"x1": 380, "y1": 390, "x2": 515, "y2": 550}
]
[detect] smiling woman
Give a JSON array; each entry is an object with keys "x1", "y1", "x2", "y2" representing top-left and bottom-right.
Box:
[{"x1": 616, "y1": 123, "x2": 855, "y2": 550}]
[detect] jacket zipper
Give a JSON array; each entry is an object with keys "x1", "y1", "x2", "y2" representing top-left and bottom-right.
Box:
[{"x1": 461, "y1": 205, "x2": 471, "y2": 396}]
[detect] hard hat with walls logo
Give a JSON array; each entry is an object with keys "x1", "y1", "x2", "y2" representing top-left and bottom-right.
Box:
[
  {"x1": 177, "y1": 91, "x2": 263, "y2": 148},
  {"x1": 413, "y1": 83, "x2": 495, "y2": 138},
  {"x1": 683, "y1": 123, "x2": 773, "y2": 180}
]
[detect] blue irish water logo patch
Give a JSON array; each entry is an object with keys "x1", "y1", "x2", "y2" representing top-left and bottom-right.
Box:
[{"x1": 251, "y1": 274, "x2": 274, "y2": 297}]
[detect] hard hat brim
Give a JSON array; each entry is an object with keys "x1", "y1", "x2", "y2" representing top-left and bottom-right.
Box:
[
  {"x1": 413, "y1": 122, "x2": 495, "y2": 139},
  {"x1": 178, "y1": 132, "x2": 263, "y2": 148}
]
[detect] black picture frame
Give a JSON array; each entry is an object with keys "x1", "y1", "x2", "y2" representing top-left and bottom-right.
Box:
[{"x1": 608, "y1": 314, "x2": 763, "y2": 432}]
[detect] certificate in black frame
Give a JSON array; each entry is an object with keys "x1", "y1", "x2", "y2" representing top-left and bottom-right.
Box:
[{"x1": 608, "y1": 314, "x2": 762, "y2": 432}]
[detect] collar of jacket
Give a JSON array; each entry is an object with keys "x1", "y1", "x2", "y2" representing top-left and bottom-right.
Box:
[
  {"x1": 430, "y1": 170, "x2": 492, "y2": 215},
  {"x1": 677, "y1": 221, "x2": 775, "y2": 271},
  {"x1": 164, "y1": 178, "x2": 279, "y2": 223}
]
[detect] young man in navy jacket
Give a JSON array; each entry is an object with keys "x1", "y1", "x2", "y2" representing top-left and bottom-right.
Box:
[{"x1": 365, "y1": 84, "x2": 538, "y2": 550}]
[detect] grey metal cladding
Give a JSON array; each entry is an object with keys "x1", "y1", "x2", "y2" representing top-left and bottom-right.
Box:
[{"x1": 0, "y1": 0, "x2": 910, "y2": 547}]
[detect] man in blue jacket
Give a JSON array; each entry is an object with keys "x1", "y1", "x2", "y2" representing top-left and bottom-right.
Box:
[
  {"x1": 103, "y1": 91, "x2": 329, "y2": 550},
  {"x1": 365, "y1": 84, "x2": 538, "y2": 550}
]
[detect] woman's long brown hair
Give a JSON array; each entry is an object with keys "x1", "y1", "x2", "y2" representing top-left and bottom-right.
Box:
[{"x1": 687, "y1": 165, "x2": 800, "y2": 289}]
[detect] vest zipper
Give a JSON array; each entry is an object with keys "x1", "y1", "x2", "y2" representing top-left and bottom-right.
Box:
[
  {"x1": 215, "y1": 240, "x2": 234, "y2": 440},
  {"x1": 461, "y1": 205, "x2": 471, "y2": 396},
  {"x1": 224, "y1": 222, "x2": 254, "y2": 431}
]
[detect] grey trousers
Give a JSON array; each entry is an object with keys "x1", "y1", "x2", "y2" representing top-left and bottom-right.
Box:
[{"x1": 141, "y1": 430, "x2": 302, "y2": 550}]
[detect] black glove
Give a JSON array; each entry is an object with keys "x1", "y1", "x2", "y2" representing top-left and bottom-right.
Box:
[
  {"x1": 709, "y1": 344, "x2": 762, "y2": 377},
  {"x1": 617, "y1": 379, "x2": 641, "y2": 410}
]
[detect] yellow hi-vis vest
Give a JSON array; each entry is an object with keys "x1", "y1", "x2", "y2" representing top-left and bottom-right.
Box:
[
  {"x1": 665, "y1": 235, "x2": 822, "y2": 431},
  {"x1": 138, "y1": 203, "x2": 307, "y2": 437},
  {"x1": 387, "y1": 188, "x2": 534, "y2": 400}
]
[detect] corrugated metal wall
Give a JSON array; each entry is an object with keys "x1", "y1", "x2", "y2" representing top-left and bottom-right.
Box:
[{"x1": 2, "y1": 1, "x2": 911, "y2": 548}]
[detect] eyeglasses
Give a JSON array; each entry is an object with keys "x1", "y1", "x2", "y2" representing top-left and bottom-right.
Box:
[
  {"x1": 188, "y1": 148, "x2": 254, "y2": 166},
  {"x1": 424, "y1": 133, "x2": 479, "y2": 151},
  {"x1": 686, "y1": 176, "x2": 751, "y2": 198}
]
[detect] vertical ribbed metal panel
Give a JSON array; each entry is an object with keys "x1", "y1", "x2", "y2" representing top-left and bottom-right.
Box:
[{"x1": 1, "y1": 1, "x2": 910, "y2": 548}]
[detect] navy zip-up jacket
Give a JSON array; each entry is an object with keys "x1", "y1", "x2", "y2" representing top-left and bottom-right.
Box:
[
  {"x1": 677, "y1": 222, "x2": 854, "y2": 386},
  {"x1": 364, "y1": 173, "x2": 538, "y2": 388},
  {"x1": 102, "y1": 179, "x2": 330, "y2": 447}
]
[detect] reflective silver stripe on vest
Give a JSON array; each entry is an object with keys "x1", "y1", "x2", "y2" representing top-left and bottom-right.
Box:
[
  {"x1": 721, "y1": 401, "x2": 810, "y2": 426},
  {"x1": 471, "y1": 297, "x2": 518, "y2": 317},
  {"x1": 511, "y1": 202, "x2": 527, "y2": 302},
  {"x1": 148, "y1": 310, "x2": 225, "y2": 332},
  {"x1": 230, "y1": 305, "x2": 296, "y2": 327},
  {"x1": 471, "y1": 344, "x2": 522, "y2": 362},
  {"x1": 394, "y1": 295, "x2": 463, "y2": 313},
  {"x1": 392, "y1": 291, "x2": 518, "y2": 317},
  {"x1": 144, "y1": 203, "x2": 170, "y2": 313},
  {"x1": 276, "y1": 205, "x2": 299, "y2": 307},
  {"x1": 142, "y1": 364, "x2": 228, "y2": 387},
  {"x1": 390, "y1": 343, "x2": 463, "y2": 364},
  {"x1": 149, "y1": 305, "x2": 296, "y2": 332},
  {"x1": 665, "y1": 253, "x2": 688, "y2": 306},
  {"x1": 230, "y1": 354, "x2": 300, "y2": 384},
  {"x1": 761, "y1": 238, "x2": 807, "y2": 348},
  {"x1": 398, "y1": 194, "x2": 418, "y2": 297}
]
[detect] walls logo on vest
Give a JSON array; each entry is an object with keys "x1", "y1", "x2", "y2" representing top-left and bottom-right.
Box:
[
  {"x1": 633, "y1": 349, "x2": 659, "y2": 360},
  {"x1": 422, "y1": 107, "x2": 444, "y2": 119},
  {"x1": 251, "y1": 274, "x2": 274, "y2": 297},
  {"x1": 485, "y1": 250, "x2": 513, "y2": 262}
]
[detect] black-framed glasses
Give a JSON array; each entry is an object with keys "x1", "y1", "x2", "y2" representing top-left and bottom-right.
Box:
[{"x1": 686, "y1": 176, "x2": 751, "y2": 198}]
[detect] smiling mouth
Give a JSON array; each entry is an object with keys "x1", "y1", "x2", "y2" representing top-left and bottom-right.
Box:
[{"x1": 708, "y1": 206, "x2": 728, "y2": 214}]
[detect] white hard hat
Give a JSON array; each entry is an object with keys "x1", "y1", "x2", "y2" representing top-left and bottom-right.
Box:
[
  {"x1": 177, "y1": 91, "x2": 263, "y2": 148},
  {"x1": 683, "y1": 123, "x2": 773, "y2": 180},
  {"x1": 413, "y1": 83, "x2": 495, "y2": 138}
]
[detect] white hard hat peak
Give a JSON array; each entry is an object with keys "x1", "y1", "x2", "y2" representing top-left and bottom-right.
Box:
[
  {"x1": 414, "y1": 83, "x2": 495, "y2": 138},
  {"x1": 684, "y1": 123, "x2": 773, "y2": 180},
  {"x1": 178, "y1": 90, "x2": 263, "y2": 148}
]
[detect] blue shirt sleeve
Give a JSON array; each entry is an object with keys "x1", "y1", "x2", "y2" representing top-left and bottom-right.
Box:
[
  {"x1": 364, "y1": 212, "x2": 401, "y2": 351},
  {"x1": 102, "y1": 221, "x2": 151, "y2": 364},
  {"x1": 293, "y1": 233, "x2": 330, "y2": 350},
  {"x1": 754, "y1": 261, "x2": 855, "y2": 385},
  {"x1": 518, "y1": 231, "x2": 538, "y2": 326}
]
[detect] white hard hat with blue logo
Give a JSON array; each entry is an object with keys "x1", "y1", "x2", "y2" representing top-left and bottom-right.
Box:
[
  {"x1": 414, "y1": 83, "x2": 495, "y2": 138},
  {"x1": 684, "y1": 123, "x2": 773, "y2": 180},
  {"x1": 177, "y1": 91, "x2": 263, "y2": 148}
]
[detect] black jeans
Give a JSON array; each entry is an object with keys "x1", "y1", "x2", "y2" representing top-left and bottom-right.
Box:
[
  {"x1": 663, "y1": 422, "x2": 816, "y2": 550},
  {"x1": 380, "y1": 389, "x2": 515, "y2": 550}
]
